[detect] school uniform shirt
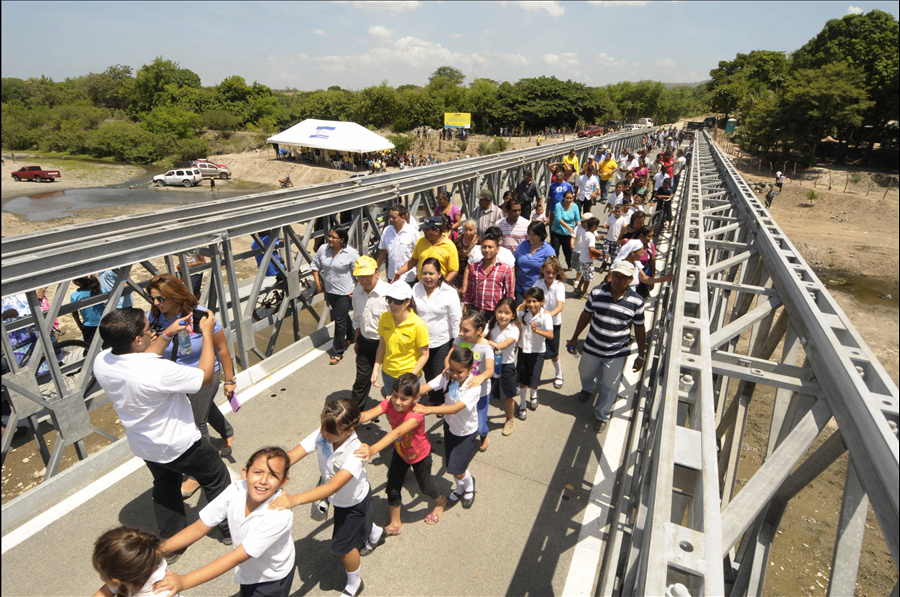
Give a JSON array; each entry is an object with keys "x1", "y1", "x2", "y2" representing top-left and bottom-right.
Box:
[
  {"x1": 147, "y1": 306, "x2": 223, "y2": 371},
  {"x1": 427, "y1": 374, "x2": 481, "y2": 437},
  {"x1": 379, "y1": 399, "x2": 430, "y2": 464},
  {"x1": 299, "y1": 429, "x2": 369, "y2": 507},
  {"x1": 489, "y1": 323, "x2": 520, "y2": 368},
  {"x1": 377, "y1": 311, "x2": 430, "y2": 378},
  {"x1": 496, "y1": 216, "x2": 530, "y2": 253},
  {"x1": 518, "y1": 309, "x2": 553, "y2": 354},
  {"x1": 573, "y1": 224, "x2": 586, "y2": 255},
  {"x1": 413, "y1": 282, "x2": 462, "y2": 348},
  {"x1": 581, "y1": 231, "x2": 597, "y2": 263},
  {"x1": 534, "y1": 279, "x2": 565, "y2": 326},
  {"x1": 378, "y1": 223, "x2": 418, "y2": 283},
  {"x1": 311, "y1": 245, "x2": 361, "y2": 295},
  {"x1": 199, "y1": 481, "x2": 295, "y2": 585},
  {"x1": 105, "y1": 561, "x2": 177, "y2": 597},
  {"x1": 351, "y1": 279, "x2": 390, "y2": 342},
  {"x1": 453, "y1": 337, "x2": 492, "y2": 397},
  {"x1": 411, "y1": 235, "x2": 459, "y2": 279},
  {"x1": 93, "y1": 350, "x2": 202, "y2": 464},
  {"x1": 604, "y1": 215, "x2": 620, "y2": 241}
]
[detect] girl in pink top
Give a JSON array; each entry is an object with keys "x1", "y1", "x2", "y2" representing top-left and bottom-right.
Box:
[
  {"x1": 355, "y1": 373, "x2": 448, "y2": 532},
  {"x1": 434, "y1": 191, "x2": 462, "y2": 240}
]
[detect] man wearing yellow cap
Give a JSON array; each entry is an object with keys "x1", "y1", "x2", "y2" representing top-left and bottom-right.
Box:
[{"x1": 350, "y1": 256, "x2": 390, "y2": 409}]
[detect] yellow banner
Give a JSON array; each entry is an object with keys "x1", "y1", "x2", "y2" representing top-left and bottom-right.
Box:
[{"x1": 444, "y1": 112, "x2": 471, "y2": 129}]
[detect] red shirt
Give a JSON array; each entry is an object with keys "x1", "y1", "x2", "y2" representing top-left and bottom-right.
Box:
[
  {"x1": 662, "y1": 156, "x2": 674, "y2": 177},
  {"x1": 379, "y1": 399, "x2": 430, "y2": 464},
  {"x1": 464, "y1": 260, "x2": 514, "y2": 312}
]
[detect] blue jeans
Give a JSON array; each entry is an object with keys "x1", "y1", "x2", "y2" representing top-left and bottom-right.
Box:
[
  {"x1": 598, "y1": 179, "x2": 611, "y2": 204},
  {"x1": 578, "y1": 352, "x2": 627, "y2": 421},
  {"x1": 381, "y1": 371, "x2": 397, "y2": 397}
]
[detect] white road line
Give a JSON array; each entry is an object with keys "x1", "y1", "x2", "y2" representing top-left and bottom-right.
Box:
[
  {"x1": 1, "y1": 342, "x2": 331, "y2": 554},
  {"x1": 561, "y1": 375, "x2": 634, "y2": 597}
]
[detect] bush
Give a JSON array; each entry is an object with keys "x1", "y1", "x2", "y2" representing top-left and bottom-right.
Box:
[
  {"x1": 142, "y1": 105, "x2": 201, "y2": 139},
  {"x1": 201, "y1": 109, "x2": 241, "y2": 137},
  {"x1": 386, "y1": 133, "x2": 413, "y2": 154},
  {"x1": 850, "y1": 172, "x2": 862, "y2": 184},
  {"x1": 170, "y1": 137, "x2": 210, "y2": 163},
  {"x1": 477, "y1": 137, "x2": 508, "y2": 156},
  {"x1": 90, "y1": 120, "x2": 162, "y2": 163},
  {"x1": 805, "y1": 189, "x2": 819, "y2": 203},
  {"x1": 456, "y1": 140, "x2": 468, "y2": 153}
]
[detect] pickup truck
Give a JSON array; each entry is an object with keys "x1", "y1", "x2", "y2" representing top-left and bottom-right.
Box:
[{"x1": 11, "y1": 166, "x2": 61, "y2": 182}]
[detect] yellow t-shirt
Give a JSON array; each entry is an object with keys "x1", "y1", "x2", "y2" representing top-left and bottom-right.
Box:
[
  {"x1": 563, "y1": 155, "x2": 579, "y2": 174},
  {"x1": 378, "y1": 311, "x2": 430, "y2": 377},
  {"x1": 411, "y1": 236, "x2": 459, "y2": 278},
  {"x1": 599, "y1": 158, "x2": 618, "y2": 181}
]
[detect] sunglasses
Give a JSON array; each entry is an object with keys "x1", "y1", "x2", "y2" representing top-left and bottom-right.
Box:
[
  {"x1": 387, "y1": 297, "x2": 408, "y2": 305},
  {"x1": 150, "y1": 295, "x2": 167, "y2": 304}
]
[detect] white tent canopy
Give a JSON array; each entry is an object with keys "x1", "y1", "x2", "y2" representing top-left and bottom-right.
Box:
[{"x1": 266, "y1": 119, "x2": 394, "y2": 153}]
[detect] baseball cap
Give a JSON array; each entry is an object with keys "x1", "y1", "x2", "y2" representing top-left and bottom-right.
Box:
[
  {"x1": 419, "y1": 215, "x2": 444, "y2": 230},
  {"x1": 478, "y1": 188, "x2": 494, "y2": 200},
  {"x1": 385, "y1": 280, "x2": 413, "y2": 301},
  {"x1": 353, "y1": 256, "x2": 378, "y2": 276},
  {"x1": 580, "y1": 212, "x2": 594, "y2": 221},
  {"x1": 610, "y1": 260, "x2": 637, "y2": 278}
]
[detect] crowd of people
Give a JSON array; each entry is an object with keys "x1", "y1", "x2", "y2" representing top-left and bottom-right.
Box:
[{"x1": 79, "y1": 135, "x2": 688, "y2": 597}]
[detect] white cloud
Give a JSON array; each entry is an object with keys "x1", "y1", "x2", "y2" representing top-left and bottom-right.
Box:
[
  {"x1": 311, "y1": 29, "x2": 326, "y2": 37},
  {"x1": 451, "y1": 33, "x2": 463, "y2": 38},
  {"x1": 847, "y1": 5, "x2": 863, "y2": 14},
  {"x1": 336, "y1": 1, "x2": 422, "y2": 12},
  {"x1": 544, "y1": 52, "x2": 580, "y2": 67},
  {"x1": 502, "y1": 1, "x2": 565, "y2": 18},
  {"x1": 655, "y1": 57, "x2": 677, "y2": 69},
  {"x1": 368, "y1": 25, "x2": 394, "y2": 43},
  {"x1": 596, "y1": 52, "x2": 628, "y2": 68},
  {"x1": 500, "y1": 52, "x2": 530, "y2": 67},
  {"x1": 586, "y1": 1, "x2": 650, "y2": 6}
]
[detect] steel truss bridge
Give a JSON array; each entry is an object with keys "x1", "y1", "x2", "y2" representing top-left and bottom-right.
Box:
[{"x1": 1, "y1": 129, "x2": 897, "y2": 595}]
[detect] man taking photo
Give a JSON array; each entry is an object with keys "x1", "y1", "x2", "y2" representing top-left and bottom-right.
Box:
[{"x1": 93, "y1": 307, "x2": 232, "y2": 559}]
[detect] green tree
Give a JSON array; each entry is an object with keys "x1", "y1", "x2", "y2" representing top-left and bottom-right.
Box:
[
  {"x1": 135, "y1": 57, "x2": 201, "y2": 109},
  {"x1": 142, "y1": 105, "x2": 202, "y2": 139},
  {"x1": 353, "y1": 81, "x2": 398, "y2": 128},
  {"x1": 429, "y1": 66, "x2": 465, "y2": 86}
]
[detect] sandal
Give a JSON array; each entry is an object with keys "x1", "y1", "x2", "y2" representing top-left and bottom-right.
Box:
[
  {"x1": 329, "y1": 355, "x2": 342, "y2": 366},
  {"x1": 424, "y1": 510, "x2": 442, "y2": 525},
  {"x1": 385, "y1": 525, "x2": 402, "y2": 536}
]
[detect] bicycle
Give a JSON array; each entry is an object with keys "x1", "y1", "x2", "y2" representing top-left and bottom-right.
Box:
[{"x1": 2, "y1": 333, "x2": 90, "y2": 399}]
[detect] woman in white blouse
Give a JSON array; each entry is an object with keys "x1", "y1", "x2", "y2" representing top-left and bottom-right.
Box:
[{"x1": 413, "y1": 257, "x2": 462, "y2": 406}]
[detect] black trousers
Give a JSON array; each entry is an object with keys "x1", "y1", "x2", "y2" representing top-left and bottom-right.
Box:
[
  {"x1": 520, "y1": 201, "x2": 533, "y2": 219},
  {"x1": 386, "y1": 451, "x2": 441, "y2": 507},
  {"x1": 144, "y1": 438, "x2": 231, "y2": 540},
  {"x1": 661, "y1": 199, "x2": 673, "y2": 223},
  {"x1": 325, "y1": 293, "x2": 354, "y2": 357},
  {"x1": 550, "y1": 230, "x2": 574, "y2": 269},
  {"x1": 351, "y1": 335, "x2": 379, "y2": 409},
  {"x1": 423, "y1": 339, "x2": 454, "y2": 405}
]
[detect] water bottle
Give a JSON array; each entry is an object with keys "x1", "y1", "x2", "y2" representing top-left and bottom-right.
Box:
[{"x1": 177, "y1": 327, "x2": 192, "y2": 356}]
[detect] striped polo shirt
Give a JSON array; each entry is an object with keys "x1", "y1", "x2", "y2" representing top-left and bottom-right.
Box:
[{"x1": 582, "y1": 282, "x2": 645, "y2": 359}]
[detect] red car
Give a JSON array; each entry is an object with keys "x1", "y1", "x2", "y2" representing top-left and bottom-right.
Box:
[
  {"x1": 577, "y1": 126, "x2": 604, "y2": 138},
  {"x1": 11, "y1": 165, "x2": 61, "y2": 182}
]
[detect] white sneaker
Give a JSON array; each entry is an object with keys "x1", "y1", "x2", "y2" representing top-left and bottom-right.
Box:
[{"x1": 553, "y1": 378, "x2": 564, "y2": 389}]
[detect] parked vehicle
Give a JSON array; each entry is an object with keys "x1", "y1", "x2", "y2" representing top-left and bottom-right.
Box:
[
  {"x1": 638, "y1": 118, "x2": 654, "y2": 127},
  {"x1": 704, "y1": 116, "x2": 717, "y2": 128},
  {"x1": 606, "y1": 120, "x2": 622, "y2": 129},
  {"x1": 11, "y1": 166, "x2": 61, "y2": 182},
  {"x1": 153, "y1": 168, "x2": 203, "y2": 188},
  {"x1": 685, "y1": 121, "x2": 705, "y2": 131},
  {"x1": 192, "y1": 159, "x2": 232, "y2": 179},
  {"x1": 278, "y1": 166, "x2": 295, "y2": 188},
  {"x1": 577, "y1": 125, "x2": 604, "y2": 138},
  {"x1": 621, "y1": 124, "x2": 641, "y2": 131}
]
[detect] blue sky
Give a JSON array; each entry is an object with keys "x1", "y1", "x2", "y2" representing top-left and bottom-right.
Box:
[{"x1": 2, "y1": 1, "x2": 897, "y2": 90}]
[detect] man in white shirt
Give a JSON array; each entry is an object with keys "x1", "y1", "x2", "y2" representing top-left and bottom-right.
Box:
[
  {"x1": 672, "y1": 149, "x2": 687, "y2": 193},
  {"x1": 93, "y1": 307, "x2": 231, "y2": 553},
  {"x1": 577, "y1": 165, "x2": 601, "y2": 213},
  {"x1": 350, "y1": 256, "x2": 390, "y2": 409},
  {"x1": 376, "y1": 204, "x2": 419, "y2": 285}
]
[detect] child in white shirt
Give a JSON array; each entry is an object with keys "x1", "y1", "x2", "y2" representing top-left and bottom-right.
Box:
[
  {"x1": 487, "y1": 298, "x2": 520, "y2": 436},
  {"x1": 273, "y1": 399, "x2": 386, "y2": 597},
  {"x1": 576, "y1": 217, "x2": 603, "y2": 297},
  {"x1": 155, "y1": 448, "x2": 296, "y2": 597},
  {"x1": 516, "y1": 288, "x2": 554, "y2": 418},
  {"x1": 414, "y1": 346, "x2": 483, "y2": 509},
  {"x1": 92, "y1": 527, "x2": 180, "y2": 597},
  {"x1": 572, "y1": 213, "x2": 592, "y2": 286}
]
